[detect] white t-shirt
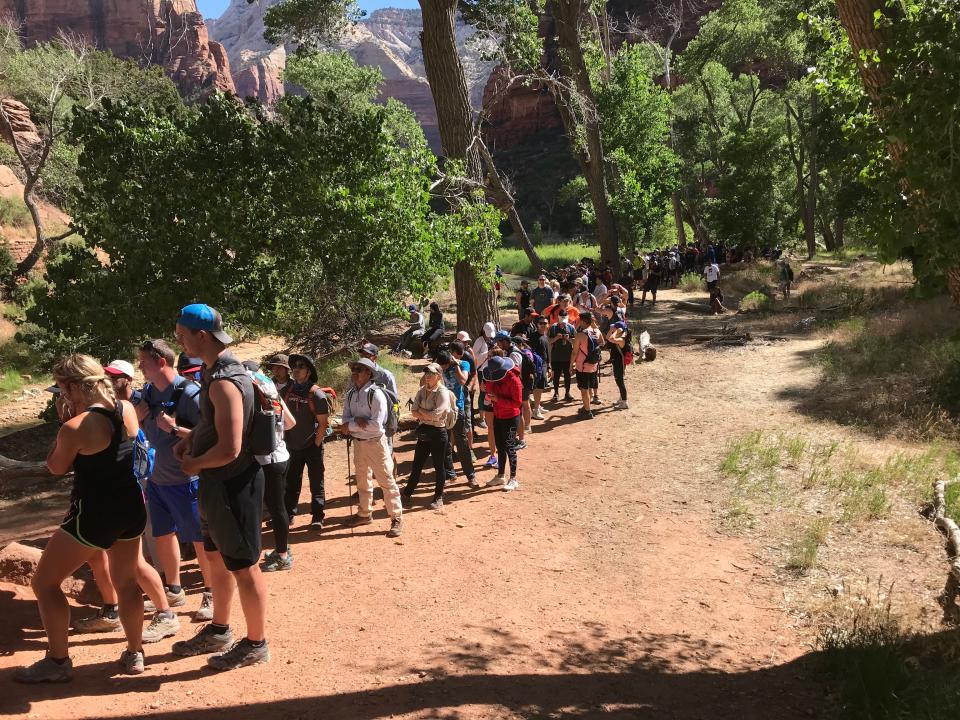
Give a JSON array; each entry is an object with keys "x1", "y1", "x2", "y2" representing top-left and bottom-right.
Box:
[
  {"x1": 705, "y1": 264, "x2": 720, "y2": 282},
  {"x1": 593, "y1": 282, "x2": 608, "y2": 302}
]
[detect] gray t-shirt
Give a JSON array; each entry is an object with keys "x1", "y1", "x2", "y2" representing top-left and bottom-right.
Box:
[
  {"x1": 531, "y1": 286, "x2": 554, "y2": 314},
  {"x1": 142, "y1": 376, "x2": 201, "y2": 486},
  {"x1": 282, "y1": 384, "x2": 330, "y2": 452}
]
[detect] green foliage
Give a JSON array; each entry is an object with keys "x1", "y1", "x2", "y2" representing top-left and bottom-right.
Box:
[
  {"x1": 284, "y1": 50, "x2": 384, "y2": 113},
  {"x1": 25, "y1": 90, "x2": 466, "y2": 362},
  {"x1": 494, "y1": 242, "x2": 595, "y2": 277},
  {"x1": 263, "y1": 0, "x2": 362, "y2": 46},
  {"x1": 739, "y1": 290, "x2": 771, "y2": 312},
  {"x1": 678, "y1": 272, "x2": 702, "y2": 292},
  {"x1": 597, "y1": 44, "x2": 679, "y2": 245},
  {"x1": 785, "y1": 518, "x2": 831, "y2": 574},
  {"x1": 0, "y1": 196, "x2": 31, "y2": 229}
]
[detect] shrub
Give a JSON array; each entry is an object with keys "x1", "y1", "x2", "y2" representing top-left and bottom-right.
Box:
[
  {"x1": 739, "y1": 290, "x2": 771, "y2": 312},
  {"x1": 0, "y1": 242, "x2": 15, "y2": 289},
  {"x1": 0, "y1": 196, "x2": 32, "y2": 229},
  {"x1": 678, "y1": 272, "x2": 702, "y2": 292}
]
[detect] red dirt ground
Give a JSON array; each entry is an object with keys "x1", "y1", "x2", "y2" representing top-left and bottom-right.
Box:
[{"x1": 0, "y1": 301, "x2": 837, "y2": 720}]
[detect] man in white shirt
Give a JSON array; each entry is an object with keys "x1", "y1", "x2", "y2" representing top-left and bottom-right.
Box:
[
  {"x1": 341, "y1": 358, "x2": 403, "y2": 537},
  {"x1": 705, "y1": 262, "x2": 720, "y2": 289}
]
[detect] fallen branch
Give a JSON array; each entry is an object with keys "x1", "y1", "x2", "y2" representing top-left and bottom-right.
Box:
[
  {"x1": 672, "y1": 300, "x2": 713, "y2": 314},
  {"x1": 931, "y1": 477, "x2": 960, "y2": 623}
]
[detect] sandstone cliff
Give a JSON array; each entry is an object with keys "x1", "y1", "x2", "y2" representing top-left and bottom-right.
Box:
[
  {"x1": 209, "y1": 2, "x2": 494, "y2": 150},
  {"x1": 0, "y1": 0, "x2": 234, "y2": 98}
]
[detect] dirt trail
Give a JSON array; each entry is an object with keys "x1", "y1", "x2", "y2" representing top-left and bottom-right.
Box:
[{"x1": 0, "y1": 292, "x2": 845, "y2": 719}]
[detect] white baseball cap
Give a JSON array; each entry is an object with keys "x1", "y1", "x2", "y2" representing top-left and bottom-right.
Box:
[{"x1": 103, "y1": 360, "x2": 135, "y2": 379}]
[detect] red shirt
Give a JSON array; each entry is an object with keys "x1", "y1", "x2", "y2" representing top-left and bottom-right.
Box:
[{"x1": 485, "y1": 367, "x2": 522, "y2": 419}]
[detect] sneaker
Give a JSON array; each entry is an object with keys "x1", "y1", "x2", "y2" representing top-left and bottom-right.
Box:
[
  {"x1": 428, "y1": 497, "x2": 443, "y2": 511},
  {"x1": 193, "y1": 591, "x2": 214, "y2": 623},
  {"x1": 401, "y1": 350, "x2": 413, "y2": 359},
  {"x1": 309, "y1": 517, "x2": 324, "y2": 530},
  {"x1": 260, "y1": 551, "x2": 293, "y2": 572},
  {"x1": 564, "y1": 394, "x2": 575, "y2": 402},
  {"x1": 577, "y1": 408, "x2": 594, "y2": 419},
  {"x1": 144, "y1": 586, "x2": 186, "y2": 613},
  {"x1": 486, "y1": 475, "x2": 505, "y2": 487},
  {"x1": 533, "y1": 408, "x2": 544, "y2": 420},
  {"x1": 550, "y1": 393, "x2": 559, "y2": 403},
  {"x1": 74, "y1": 607, "x2": 121, "y2": 633},
  {"x1": 484, "y1": 455, "x2": 498, "y2": 467},
  {"x1": 207, "y1": 638, "x2": 270, "y2": 671},
  {"x1": 477, "y1": 419, "x2": 488, "y2": 429},
  {"x1": 118, "y1": 649, "x2": 145, "y2": 675},
  {"x1": 467, "y1": 477, "x2": 480, "y2": 489},
  {"x1": 142, "y1": 611, "x2": 180, "y2": 643},
  {"x1": 172, "y1": 623, "x2": 234, "y2": 657},
  {"x1": 613, "y1": 399, "x2": 629, "y2": 410},
  {"x1": 515, "y1": 440, "x2": 527, "y2": 450},
  {"x1": 13, "y1": 656, "x2": 72, "y2": 684},
  {"x1": 346, "y1": 513, "x2": 373, "y2": 527},
  {"x1": 591, "y1": 396, "x2": 601, "y2": 405},
  {"x1": 503, "y1": 478, "x2": 519, "y2": 492},
  {"x1": 400, "y1": 493, "x2": 413, "y2": 510},
  {"x1": 387, "y1": 518, "x2": 403, "y2": 538}
]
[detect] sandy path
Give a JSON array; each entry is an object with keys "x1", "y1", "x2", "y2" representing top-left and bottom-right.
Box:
[{"x1": 0, "y1": 298, "x2": 830, "y2": 719}]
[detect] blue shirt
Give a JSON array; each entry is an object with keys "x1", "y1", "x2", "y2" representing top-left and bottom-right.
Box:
[
  {"x1": 141, "y1": 376, "x2": 201, "y2": 486},
  {"x1": 443, "y1": 360, "x2": 469, "y2": 411}
]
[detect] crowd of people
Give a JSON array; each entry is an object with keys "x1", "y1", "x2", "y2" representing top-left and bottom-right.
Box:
[{"x1": 14, "y1": 250, "x2": 658, "y2": 686}]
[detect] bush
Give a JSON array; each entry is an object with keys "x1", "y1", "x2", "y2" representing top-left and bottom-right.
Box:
[
  {"x1": 0, "y1": 242, "x2": 15, "y2": 289},
  {"x1": 0, "y1": 196, "x2": 32, "y2": 229},
  {"x1": 678, "y1": 272, "x2": 702, "y2": 292},
  {"x1": 739, "y1": 290, "x2": 771, "y2": 312}
]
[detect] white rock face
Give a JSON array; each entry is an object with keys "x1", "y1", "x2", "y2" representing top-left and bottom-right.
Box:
[{"x1": 208, "y1": 2, "x2": 495, "y2": 150}]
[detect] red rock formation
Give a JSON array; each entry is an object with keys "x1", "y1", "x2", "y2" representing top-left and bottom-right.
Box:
[
  {"x1": 480, "y1": 66, "x2": 562, "y2": 151},
  {"x1": 0, "y1": 0, "x2": 234, "y2": 98},
  {"x1": 0, "y1": 99, "x2": 41, "y2": 152}
]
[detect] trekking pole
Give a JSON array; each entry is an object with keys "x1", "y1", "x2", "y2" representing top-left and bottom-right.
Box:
[{"x1": 346, "y1": 436, "x2": 354, "y2": 532}]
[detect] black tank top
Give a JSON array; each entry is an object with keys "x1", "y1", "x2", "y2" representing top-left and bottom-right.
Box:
[{"x1": 71, "y1": 405, "x2": 137, "y2": 500}]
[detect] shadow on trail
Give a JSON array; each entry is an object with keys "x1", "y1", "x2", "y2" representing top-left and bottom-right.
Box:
[{"x1": 0, "y1": 623, "x2": 829, "y2": 719}]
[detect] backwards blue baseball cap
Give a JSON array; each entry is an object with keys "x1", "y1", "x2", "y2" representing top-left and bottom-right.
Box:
[
  {"x1": 494, "y1": 330, "x2": 512, "y2": 341},
  {"x1": 177, "y1": 303, "x2": 233, "y2": 345}
]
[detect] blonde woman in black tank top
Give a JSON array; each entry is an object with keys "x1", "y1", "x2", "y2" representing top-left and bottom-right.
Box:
[{"x1": 14, "y1": 354, "x2": 148, "y2": 683}]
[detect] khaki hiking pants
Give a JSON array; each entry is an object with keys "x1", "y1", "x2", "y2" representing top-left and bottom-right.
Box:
[{"x1": 354, "y1": 435, "x2": 402, "y2": 519}]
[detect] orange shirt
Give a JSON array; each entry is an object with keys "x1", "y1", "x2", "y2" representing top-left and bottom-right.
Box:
[{"x1": 543, "y1": 303, "x2": 580, "y2": 327}]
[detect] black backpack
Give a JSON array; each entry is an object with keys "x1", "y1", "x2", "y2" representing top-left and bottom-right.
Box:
[{"x1": 584, "y1": 331, "x2": 602, "y2": 364}]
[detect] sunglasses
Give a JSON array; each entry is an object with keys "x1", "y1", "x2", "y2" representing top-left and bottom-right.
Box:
[{"x1": 291, "y1": 362, "x2": 309, "y2": 370}]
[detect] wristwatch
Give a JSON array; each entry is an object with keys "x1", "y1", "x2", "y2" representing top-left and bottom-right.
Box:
[{"x1": 170, "y1": 426, "x2": 180, "y2": 437}]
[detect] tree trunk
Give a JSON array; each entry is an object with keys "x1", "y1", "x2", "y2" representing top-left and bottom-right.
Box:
[
  {"x1": 550, "y1": 0, "x2": 619, "y2": 265},
  {"x1": 672, "y1": 192, "x2": 687, "y2": 249},
  {"x1": 804, "y1": 92, "x2": 819, "y2": 259},
  {"x1": 15, "y1": 178, "x2": 47, "y2": 278},
  {"x1": 419, "y1": 0, "x2": 497, "y2": 335},
  {"x1": 507, "y1": 206, "x2": 543, "y2": 274},
  {"x1": 819, "y1": 212, "x2": 837, "y2": 251},
  {"x1": 834, "y1": 214, "x2": 845, "y2": 248}
]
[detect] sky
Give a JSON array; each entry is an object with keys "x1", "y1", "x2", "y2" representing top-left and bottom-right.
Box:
[{"x1": 196, "y1": 0, "x2": 420, "y2": 21}]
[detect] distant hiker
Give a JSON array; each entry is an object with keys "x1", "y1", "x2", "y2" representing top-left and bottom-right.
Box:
[
  {"x1": 531, "y1": 274, "x2": 554, "y2": 315},
  {"x1": 510, "y1": 307, "x2": 541, "y2": 347},
  {"x1": 394, "y1": 304, "x2": 425, "y2": 355},
  {"x1": 15, "y1": 354, "x2": 150, "y2": 683},
  {"x1": 482, "y1": 356, "x2": 522, "y2": 492},
  {"x1": 640, "y1": 256, "x2": 661, "y2": 306},
  {"x1": 779, "y1": 259, "x2": 794, "y2": 299},
  {"x1": 473, "y1": 322, "x2": 499, "y2": 465},
  {"x1": 280, "y1": 354, "x2": 329, "y2": 530},
  {"x1": 601, "y1": 305, "x2": 630, "y2": 410},
  {"x1": 266, "y1": 354, "x2": 290, "y2": 395},
  {"x1": 341, "y1": 357, "x2": 403, "y2": 537},
  {"x1": 531, "y1": 317, "x2": 551, "y2": 419},
  {"x1": 453, "y1": 334, "x2": 479, "y2": 445},
  {"x1": 177, "y1": 353, "x2": 204, "y2": 384},
  {"x1": 402, "y1": 362, "x2": 452, "y2": 510},
  {"x1": 421, "y1": 301, "x2": 445, "y2": 357},
  {"x1": 516, "y1": 279, "x2": 531, "y2": 314},
  {"x1": 548, "y1": 314, "x2": 576, "y2": 402},
  {"x1": 495, "y1": 331, "x2": 527, "y2": 449},
  {"x1": 359, "y1": 343, "x2": 398, "y2": 399},
  {"x1": 171, "y1": 303, "x2": 270, "y2": 671}
]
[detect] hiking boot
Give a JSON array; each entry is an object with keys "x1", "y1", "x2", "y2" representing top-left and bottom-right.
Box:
[
  {"x1": 503, "y1": 478, "x2": 519, "y2": 492},
  {"x1": 193, "y1": 591, "x2": 214, "y2": 623},
  {"x1": 346, "y1": 513, "x2": 373, "y2": 528},
  {"x1": 428, "y1": 497, "x2": 443, "y2": 511},
  {"x1": 563, "y1": 394, "x2": 575, "y2": 402},
  {"x1": 613, "y1": 399, "x2": 629, "y2": 410},
  {"x1": 207, "y1": 638, "x2": 270, "y2": 671},
  {"x1": 467, "y1": 477, "x2": 480, "y2": 489},
  {"x1": 386, "y1": 518, "x2": 403, "y2": 538},
  {"x1": 144, "y1": 586, "x2": 186, "y2": 613},
  {"x1": 591, "y1": 396, "x2": 601, "y2": 405},
  {"x1": 484, "y1": 455, "x2": 498, "y2": 468},
  {"x1": 486, "y1": 475, "x2": 505, "y2": 488},
  {"x1": 118, "y1": 649, "x2": 145, "y2": 675},
  {"x1": 142, "y1": 611, "x2": 180, "y2": 643},
  {"x1": 577, "y1": 408, "x2": 594, "y2": 419},
  {"x1": 172, "y1": 624, "x2": 233, "y2": 657},
  {"x1": 515, "y1": 440, "x2": 527, "y2": 451},
  {"x1": 309, "y1": 517, "x2": 324, "y2": 530},
  {"x1": 260, "y1": 551, "x2": 293, "y2": 572},
  {"x1": 13, "y1": 656, "x2": 72, "y2": 684},
  {"x1": 532, "y1": 408, "x2": 544, "y2": 420},
  {"x1": 477, "y1": 419, "x2": 488, "y2": 429},
  {"x1": 74, "y1": 607, "x2": 121, "y2": 633}
]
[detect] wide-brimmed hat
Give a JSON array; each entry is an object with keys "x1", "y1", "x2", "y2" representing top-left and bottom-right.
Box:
[
  {"x1": 288, "y1": 353, "x2": 319, "y2": 384},
  {"x1": 482, "y1": 356, "x2": 514, "y2": 382},
  {"x1": 266, "y1": 353, "x2": 290, "y2": 370},
  {"x1": 423, "y1": 362, "x2": 442, "y2": 376},
  {"x1": 349, "y1": 357, "x2": 377, "y2": 375}
]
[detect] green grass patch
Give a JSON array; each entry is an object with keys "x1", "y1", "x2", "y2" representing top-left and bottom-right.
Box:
[
  {"x1": 494, "y1": 242, "x2": 596, "y2": 277},
  {"x1": 739, "y1": 290, "x2": 771, "y2": 312},
  {"x1": 0, "y1": 196, "x2": 32, "y2": 229},
  {"x1": 785, "y1": 518, "x2": 832, "y2": 574}
]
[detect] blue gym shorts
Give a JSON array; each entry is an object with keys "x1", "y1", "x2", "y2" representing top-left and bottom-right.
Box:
[{"x1": 146, "y1": 478, "x2": 203, "y2": 543}]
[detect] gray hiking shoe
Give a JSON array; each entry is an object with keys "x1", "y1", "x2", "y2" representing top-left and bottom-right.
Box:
[
  {"x1": 144, "y1": 587, "x2": 186, "y2": 613},
  {"x1": 74, "y1": 607, "x2": 121, "y2": 633},
  {"x1": 207, "y1": 638, "x2": 270, "y2": 671},
  {"x1": 172, "y1": 623, "x2": 233, "y2": 657},
  {"x1": 193, "y1": 591, "x2": 214, "y2": 623},
  {"x1": 13, "y1": 656, "x2": 72, "y2": 684},
  {"x1": 260, "y1": 551, "x2": 293, "y2": 572},
  {"x1": 118, "y1": 649, "x2": 145, "y2": 675},
  {"x1": 346, "y1": 513, "x2": 373, "y2": 527},
  {"x1": 428, "y1": 497, "x2": 444, "y2": 511},
  {"x1": 387, "y1": 517, "x2": 402, "y2": 538},
  {"x1": 142, "y1": 611, "x2": 180, "y2": 643}
]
